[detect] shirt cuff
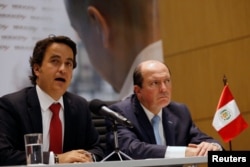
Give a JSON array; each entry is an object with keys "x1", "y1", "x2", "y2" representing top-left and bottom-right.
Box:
[{"x1": 165, "y1": 146, "x2": 186, "y2": 158}]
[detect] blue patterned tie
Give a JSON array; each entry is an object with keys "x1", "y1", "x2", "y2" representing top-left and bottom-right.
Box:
[{"x1": 151, "y1": 115, "x2": 162, "y2": 145}]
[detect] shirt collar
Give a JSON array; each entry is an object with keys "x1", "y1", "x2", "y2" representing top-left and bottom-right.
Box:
[
  {"x1": 140, "y1": 103, "x2": 163, "y2": 121},
  {"x1": 36, "y1": 85, "x2": 64, "y2": 111}
]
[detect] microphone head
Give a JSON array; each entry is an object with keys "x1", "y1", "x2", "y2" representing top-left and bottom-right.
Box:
[
  {"x1": 89, "y1": 99, "x2": 134, "y2": 128},
  {"x1": 89, "y1": 99, "x2": 107, "y2": 115}
]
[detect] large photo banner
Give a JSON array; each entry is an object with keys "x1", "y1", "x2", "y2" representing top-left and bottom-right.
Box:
[{"x1": 0, "y1": 0, "x2": 163, "y2": 101}]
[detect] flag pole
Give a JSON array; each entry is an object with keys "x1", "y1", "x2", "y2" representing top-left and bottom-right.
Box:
[
  {"x1": 223, "y1": 75, "x2": 232, "y2": 151},
  {"x1": 222, "y1": 75, "x2": 227, "y2": 86}
]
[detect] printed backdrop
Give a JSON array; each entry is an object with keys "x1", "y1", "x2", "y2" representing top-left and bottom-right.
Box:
[
  {"x1": 0, "y1": 0, "x2": 162, "y2": 101},
  {"x1": 0, "y1": 0, "x2": 117, "y2": 100}
]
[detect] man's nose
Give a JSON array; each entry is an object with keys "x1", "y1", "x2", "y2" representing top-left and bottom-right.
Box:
[
  {"x1": 160, "y1": 82, "x2": 167, "y2": 91},
  {"x1": 59, "y1": 63, "x2": 66, "y2": 73}
]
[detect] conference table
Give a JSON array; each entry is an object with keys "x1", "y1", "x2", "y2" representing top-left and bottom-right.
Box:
[{"x1": 10, "y1": 156, "x2": 207, "y2": 167}]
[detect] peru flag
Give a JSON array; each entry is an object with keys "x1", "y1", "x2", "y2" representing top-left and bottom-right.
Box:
[{"x1": 212, "y1": 85, "x2": 248, "y2": 142}]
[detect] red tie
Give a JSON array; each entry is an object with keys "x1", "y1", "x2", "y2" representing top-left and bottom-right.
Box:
[{"x1": 49, "y1": 103, "x2": 62, "y2": 154}]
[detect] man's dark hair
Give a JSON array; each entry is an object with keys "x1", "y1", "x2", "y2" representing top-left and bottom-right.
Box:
[
  {"x1": 29, "y1": 35, "x2": 77, "y2": 85},
  {"x1": 133, "y1": 64, "x2": 143, "y2": 87}
]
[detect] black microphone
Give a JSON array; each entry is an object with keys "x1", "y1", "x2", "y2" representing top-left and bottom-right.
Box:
[{"x1": 89, "y1": 99, "x2": 133, "y2": 128}]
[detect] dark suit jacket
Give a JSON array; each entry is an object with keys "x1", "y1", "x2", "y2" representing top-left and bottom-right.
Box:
[
  {"x1": 0, "y1": 87, "x2": 104, "y2": 166},
  {"x1": 106, "y1": 94, "x2": 221, "y2": 160}
]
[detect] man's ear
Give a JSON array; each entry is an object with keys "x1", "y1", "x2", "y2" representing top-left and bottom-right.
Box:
[
  {"x1": 33, "y1": 64, "x2": 40, "y2": 76},
  {"x1": 87, "y1": 6, "x2": 110, "y2": 48},
  {"x1": 134, "y1": 85, "x2": 141, "y2": 95}
]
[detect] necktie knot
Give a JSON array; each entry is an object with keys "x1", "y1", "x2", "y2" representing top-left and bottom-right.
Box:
[
  {"x1": 50, "y1": 103, "x2": 61, "y2": 115},
  {"x1": 151, "y1": 115, "x2": 160, "y2": 124}
]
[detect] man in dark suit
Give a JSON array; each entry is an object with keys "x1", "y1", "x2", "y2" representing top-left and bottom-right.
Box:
[
  {"x1": 0, "y1": 35, "x2": 104, "y2": 165},
  {"x1": 106, "y1": 60, "x2": 222, "y2": 160}
]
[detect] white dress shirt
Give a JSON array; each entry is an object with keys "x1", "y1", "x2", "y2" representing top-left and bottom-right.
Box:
[{"x1": 36, "y1": 85, "x2": 65, "y2": 152}]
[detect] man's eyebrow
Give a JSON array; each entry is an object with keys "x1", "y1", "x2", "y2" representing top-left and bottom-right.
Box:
[
  {"x1": 50, "y1": 55, "x2": 60, "y2": 59},
  {"x1": 49, "y1": 55, "x2": 73, "y2": 62},
  {"x1": 66, "y1": 57, "x2": 74, "y2": 62}
]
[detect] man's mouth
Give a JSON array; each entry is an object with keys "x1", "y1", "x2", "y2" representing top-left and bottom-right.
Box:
[
  {"x1": 55, "y1": 78, "x2": 66, "y2": 82},
  {"x1": 159, "y1": 95, "x2": 169, "y2": 99}
]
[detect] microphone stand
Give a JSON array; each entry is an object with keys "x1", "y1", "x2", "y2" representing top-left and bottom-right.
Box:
[{"x1": 101, "y1": 120, "x2": 133, "y2": 162}]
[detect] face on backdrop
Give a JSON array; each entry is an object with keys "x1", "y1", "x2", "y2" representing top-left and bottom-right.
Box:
[
  {"x1": 134, "y1": 61, "x2": 172, "y2": 114},
  {"x1": 64, "y1": 0, "x2": 161, "y2": 93},
  {"x1": 34, "y1": 43, "x2": 74, "y2": 100}
]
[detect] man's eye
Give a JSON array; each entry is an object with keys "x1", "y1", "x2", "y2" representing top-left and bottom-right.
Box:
[
  {"x1": 51, "y1": 59, "x2": 59, "y2": 63},
  {"x1": 152, "y1": 81, "x2": 158, "y2": 85},
  {"x1": 166, "y1": 79, "x2": 171, "y2": 83},
  {"x1": 66, "y1": 62, "x2": 73, "y2": 67}
]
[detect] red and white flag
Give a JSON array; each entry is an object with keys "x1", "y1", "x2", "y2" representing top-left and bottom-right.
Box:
[{"x1": 212, "y1": 84, "x2": 248, "y2": 142}]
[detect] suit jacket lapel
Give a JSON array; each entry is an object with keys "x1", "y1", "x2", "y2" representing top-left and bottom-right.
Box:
[
  {"x1": 162, "y1": 107, "x2": 176, "y2": 146},
  {"x1": 26, "y1": 87, "x2": 43, "y2": 133},
  {"x1": 62, "y1": 93, "x2": 75, "y2": 151},
  {"x1": 133, "y1": 96, "x2": 156, "y2": 144}
]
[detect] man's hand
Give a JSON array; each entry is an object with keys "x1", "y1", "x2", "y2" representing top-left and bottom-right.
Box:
[
  {"x1": 57, "y1": 149, "x2": 93, "y2": 163},
  {"x1": 185, "y1": 142, "x2": 222, "y2": 157}
]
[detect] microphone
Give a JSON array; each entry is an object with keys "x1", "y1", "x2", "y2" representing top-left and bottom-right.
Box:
[{"x1": 89, "y1": 99, "x2": 133, "y2": 128}]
